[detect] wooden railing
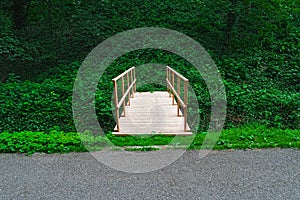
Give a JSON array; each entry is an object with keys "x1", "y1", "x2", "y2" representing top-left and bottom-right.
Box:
[
  {"x1": 112, "y1": 67, "x2": 136, "y2": 132},
  {"x1": 166, "y1": 66, "x2": 189, "y2": 132}
]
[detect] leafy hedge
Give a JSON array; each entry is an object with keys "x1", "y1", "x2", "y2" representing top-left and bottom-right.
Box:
[
  {"x1": 0, "y1": 73, "x2": 74, "y2": 133},
  {"x1": 225, "y1": 82, "x2": 299, "y2": 129},
  {"x1": 0, "y1": 53, "x2": 299, "y2": 134}
]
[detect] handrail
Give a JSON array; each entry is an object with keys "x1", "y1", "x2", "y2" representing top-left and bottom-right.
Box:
[
  {"x1": 112, "y1": 67, "x2": 135, "y2": 82},
  {"x1": 112, "y1": 67, "x2": 136, "y2": 132},
  {"x1": 166, "y1": 66, "x2": 189, "y2": 82},
  {"x1": 166, "y1": 66, "x2": 189, "y2": 132}
]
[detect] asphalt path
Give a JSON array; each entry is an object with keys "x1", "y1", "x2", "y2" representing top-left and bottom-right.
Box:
[{"x1": 0, "y1": 148, "x2": 299, "y2": 200}]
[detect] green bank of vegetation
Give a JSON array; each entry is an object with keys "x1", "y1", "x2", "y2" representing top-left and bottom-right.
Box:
[
  {"x1": 0, "y1": 125, "x2": 299, "y2": 154},
  {"x1": 0, "y1": 0, "x2": 299, "y2": 153}
]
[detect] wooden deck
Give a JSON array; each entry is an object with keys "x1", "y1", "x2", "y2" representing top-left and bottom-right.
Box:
[{"x1": 113, "y1": 91, "x2": 191, "y2": 135}]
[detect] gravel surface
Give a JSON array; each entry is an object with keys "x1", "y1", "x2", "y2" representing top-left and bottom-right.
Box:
[{"x1": 0, "y1": 148, "x2": 299, "y2": 200}]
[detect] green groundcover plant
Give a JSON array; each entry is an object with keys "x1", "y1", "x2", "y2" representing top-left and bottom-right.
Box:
[{"x1": 0, "y1": 124, "x2": 299, "y2": 155}]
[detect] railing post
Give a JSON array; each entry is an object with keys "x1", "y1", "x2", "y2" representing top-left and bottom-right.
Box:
[
  {"x1": 184, "y1": 80, "x2": 188, "y2": 132},
  {"x1": 113, "y1": 80, "x2": 120, "y2": 132},
  {"x1": 126, "y1": 72, "x2": 130, "y2": 106},
  {"x1": 166, "y1": 67, "x2": 169, "y2": 96},
  {"x1": 130, "y1": 69, "x2": 134, "y2": 98},
  {"x1": 172, "y1": 71, "x2": 175, "y2": 105},
  {"x1": 168, "y1": 68, "x2": 171, "y2": 97},
  {"x1": 133, "y1": 68, "x2": 136, "y2": 93},
  {"x1": 121, "y1": 77, "x2": 126, "y2": 117},
  {"x1": 177, "y1": 76, "x2": 180, "y2": 117}
]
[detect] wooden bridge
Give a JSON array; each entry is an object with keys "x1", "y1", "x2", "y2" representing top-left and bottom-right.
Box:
[{"x1": 112, "y1": 66, "x2": 192, "y2": 136}]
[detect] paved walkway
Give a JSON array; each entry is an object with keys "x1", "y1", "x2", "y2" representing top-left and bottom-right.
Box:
[{"x1": 0, "y1": 149, "x2": 299, "y2": 199}]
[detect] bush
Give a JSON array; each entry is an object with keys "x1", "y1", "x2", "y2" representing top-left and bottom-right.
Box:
[
  {"x1": 225, "y1": 81, "x2": 299, "y2": 129},
  {"x1": 0, "y1": 73, "x2": 75, "y2": 133}
]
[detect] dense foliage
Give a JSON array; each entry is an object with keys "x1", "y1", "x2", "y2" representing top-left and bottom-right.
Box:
[{"x1": 0, "y1": 0, "x2": 299, "y2": 134}]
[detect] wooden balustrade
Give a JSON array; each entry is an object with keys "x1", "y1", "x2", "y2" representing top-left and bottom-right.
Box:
[
  {"x1": 166, "y1": 66, "x2": 189, "y2": 132},
  {"x1": 112, "y1": 67, "x2": 136, "y2": 132}
]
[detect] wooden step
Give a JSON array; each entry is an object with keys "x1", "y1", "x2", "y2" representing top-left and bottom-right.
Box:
[{"x1": 113, "y1": 91, "x2": 190, "y2": 135}]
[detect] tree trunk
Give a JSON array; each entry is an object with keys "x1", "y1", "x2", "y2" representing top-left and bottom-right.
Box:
[
  {"x1": 12, "y1": 0, "x2": 31, "y2": 30},
  {"x1": 0, "y1": 67, "x2": 8, "y2": 82},
  {"x1": 224, "y1": 0, "x2": 238, "y2": 50}
]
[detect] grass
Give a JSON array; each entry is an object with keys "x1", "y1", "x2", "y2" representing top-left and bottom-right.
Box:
[
  {"x1": 189, "y1": 124, "x2": 300, "y2": 150},
  {"x1": 0, "y1": 131, "x2": 87, "y2": 155},
  {"x1": 0, "y1": 124, "x2": 299, "y2": 155}
]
